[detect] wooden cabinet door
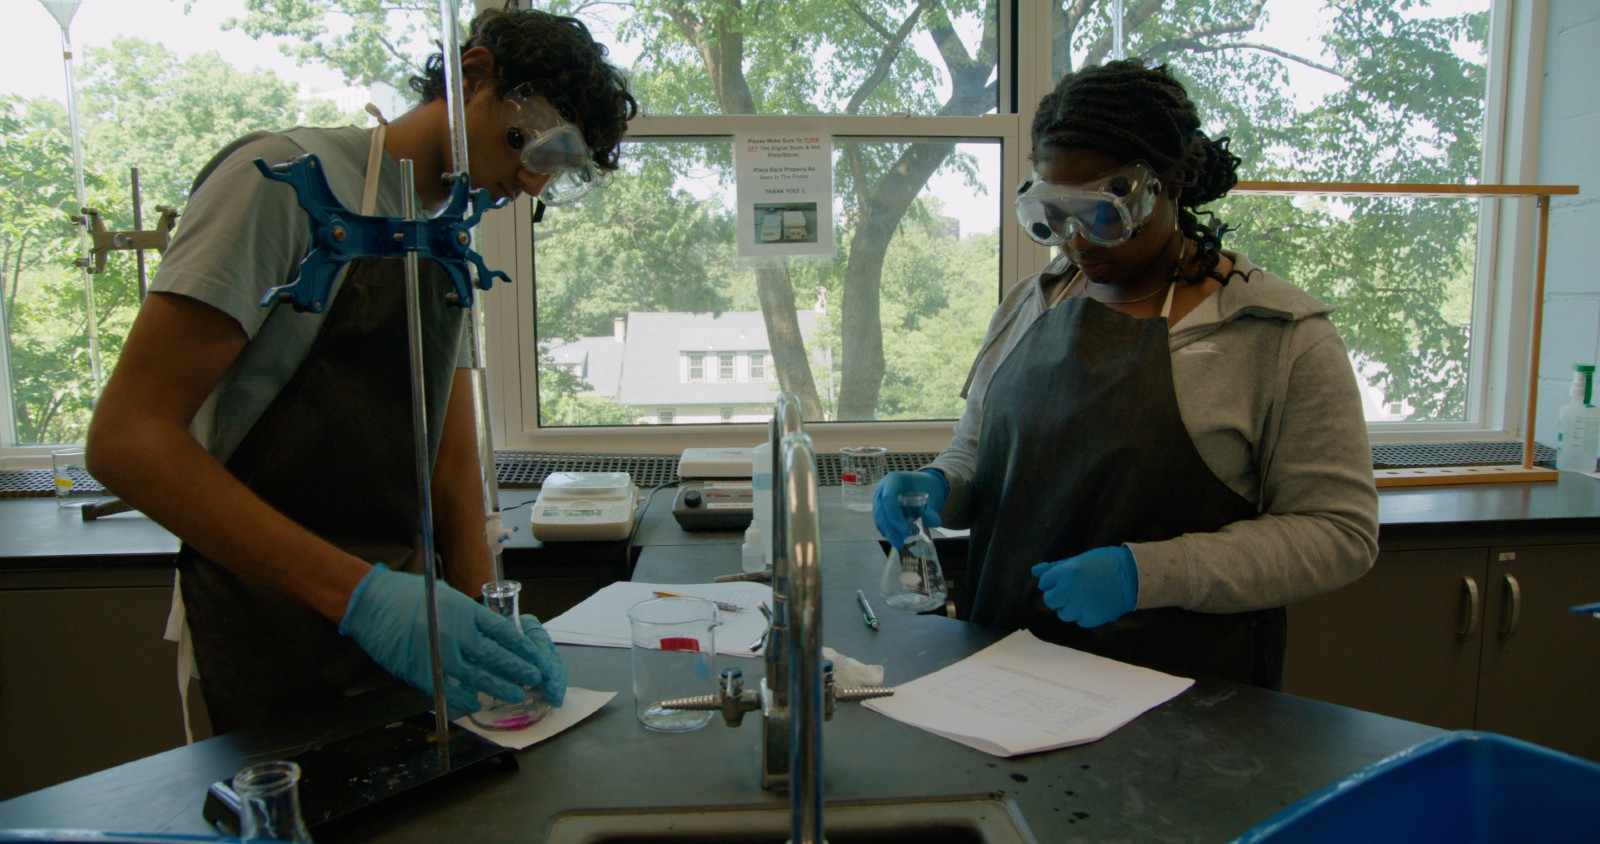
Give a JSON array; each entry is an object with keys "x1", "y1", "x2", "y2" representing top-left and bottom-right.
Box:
[
  {"x1": 1283, "y1": 547, "x2": 1485, "y2": 730},
  {"x1": 1477, "y1": 545, "x2": 1600, "y2": 761}
]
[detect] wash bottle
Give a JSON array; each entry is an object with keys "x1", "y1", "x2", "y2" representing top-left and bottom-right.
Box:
[{"x1": 1556, "y1": 363, "x2": 1600, "y2": 473}]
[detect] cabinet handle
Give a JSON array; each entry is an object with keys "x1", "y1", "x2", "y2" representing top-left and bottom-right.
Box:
[
  {"x1": 1498, "y1": 573, "x2": 1522, "y2": 641},
  {"x1": 1457, "y1": 576, "x2": 1481, "y2": 643}
]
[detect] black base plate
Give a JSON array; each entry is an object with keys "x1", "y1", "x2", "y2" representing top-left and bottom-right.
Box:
[{"x1": 202, "y1": 710, "x2": 516, "y2": 835}]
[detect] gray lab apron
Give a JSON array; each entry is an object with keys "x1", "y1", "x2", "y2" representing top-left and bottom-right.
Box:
[
  {"x1": 967, "y1": 288, "x2": 1286, "y2": 688},
  {"x1": 175, "y1": 134, "x2": 465, "y2": 733}
]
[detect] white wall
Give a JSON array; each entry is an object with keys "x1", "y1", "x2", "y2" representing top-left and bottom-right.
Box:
[{"x1": 1533, "y1": 0, "x2": 1600, "y2": 446}]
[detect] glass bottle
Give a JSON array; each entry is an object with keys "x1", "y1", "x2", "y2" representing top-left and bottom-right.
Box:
[
  {"x1": 469, "y1": 580, "x2": 553, "y2": 731},
  {"x1": 879, "y1": 491, "x2": 949, "y2": 612},
  {"x1": 235, "y1": 760, "x2": 313, "y2": 843}
]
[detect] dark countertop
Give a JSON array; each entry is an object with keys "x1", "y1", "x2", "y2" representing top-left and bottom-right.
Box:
[{"x1": 0, "y1": 537, "x2": 1445, "y2": 842}]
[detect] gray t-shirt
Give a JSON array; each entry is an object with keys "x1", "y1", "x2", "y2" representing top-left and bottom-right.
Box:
[{"x1": 152, "y1": 126, "x2": 468, "y2": 462}]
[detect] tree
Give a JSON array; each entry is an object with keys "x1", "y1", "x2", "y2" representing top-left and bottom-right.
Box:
[{"x1": 0, "y1": 37, "x2": 363, "y2": 443}]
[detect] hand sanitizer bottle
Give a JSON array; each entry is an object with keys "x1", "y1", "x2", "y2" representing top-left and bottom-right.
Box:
[{"x1": 1556, "y1": 364, "x2": 1600, "y2": 473}]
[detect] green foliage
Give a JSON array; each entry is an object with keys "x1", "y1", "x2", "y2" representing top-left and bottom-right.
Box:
[{"x1": 2, "y1": 34, "x2": 345, "y2": 444}]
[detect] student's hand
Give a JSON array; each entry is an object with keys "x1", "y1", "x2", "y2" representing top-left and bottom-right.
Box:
[
  {"x1": 1031, "y1": 546, "x2": 1139, "y2": 628},
  {"x1": 871, "y1": 470, "x2": 950, "y2": 549},
  {"x1": 338, "y1": 564, "x2": 548, "y2": 714},
  {"x1": 517, "y1": 614, "x2": 567, "y2": 707}
]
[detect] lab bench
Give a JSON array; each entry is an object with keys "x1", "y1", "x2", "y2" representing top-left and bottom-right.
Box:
[
  {"x1": 2, "y1": 474, "x2": 1600, "y2": 809},
  {"x1": 0, "y1": 533, "x2": 1450, "y2": 842}
]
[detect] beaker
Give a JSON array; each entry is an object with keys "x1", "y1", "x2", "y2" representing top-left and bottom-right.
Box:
[
  {"x1": 469, "y1": 580, "x2": 552, "y2": 731},
  {"x1": 839, "y1": 445, "x2": 888, "y2": 513},
  {"x1": 880, "y1": 491, "x2": 949, "y2": 613},
  {"x1": 628, "y1": 596, "x2": 719, "y2": 732},
  {"x1": 234, "y1": 760, "x2": 313, "y2": 843}
]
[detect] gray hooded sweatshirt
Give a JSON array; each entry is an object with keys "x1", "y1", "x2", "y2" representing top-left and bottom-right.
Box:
[{"x1": 928, "y1": 251, "x2": 1378, "y2": 614}]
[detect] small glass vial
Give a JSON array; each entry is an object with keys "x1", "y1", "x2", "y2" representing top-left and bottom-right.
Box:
[
  {"x1": 235, "y1": 760, "x2": 313, "y2": 843},
  {"x1": 879, "y1": 492, "x2": 949, "y2": 613},
  {"x1": 470, "y1": 580, "x2": 553, "y2": 731}
]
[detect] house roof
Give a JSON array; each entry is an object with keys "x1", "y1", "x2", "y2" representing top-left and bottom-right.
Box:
[
  {"x1": 618, "y1": 310, "x2": 819, "y2": 405},
  {"x1": 545, "y1": 334, "x2": 625, "y2": 398}
]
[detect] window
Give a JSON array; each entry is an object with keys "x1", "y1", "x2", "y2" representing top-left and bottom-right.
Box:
[
  {"x1": 657, "y1": 409, "x2": 674, "y2": 425},
  {"x1": 501, "y1": 0, "x2": 1525, "y2": 454},
  {"x1": 1, "y1": 1, "x2": 1551, "y2": 457},
  {"x1": 721, "y1": 407, "x2": 734, "y2": 423},
  {"x1": 718, "y1": 352, "x2": 735, "y2": 383}
]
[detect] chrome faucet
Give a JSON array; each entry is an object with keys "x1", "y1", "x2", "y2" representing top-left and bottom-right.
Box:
[{"x1": 664, "y1": 392, "x2": 892, "y2": 844}]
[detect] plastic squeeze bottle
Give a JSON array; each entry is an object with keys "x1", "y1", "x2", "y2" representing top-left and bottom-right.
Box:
[
  {"x1": 751, "y1": 440, "x2": 773, "y2": 567},
  {"x1": 1556, "y1": 364, "x2": 1600, "y2": 473}
]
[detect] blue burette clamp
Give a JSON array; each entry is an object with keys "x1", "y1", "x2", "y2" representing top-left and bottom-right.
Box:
[{"x1": 251, "y1": 153, "x2": 510, "y2": 312}]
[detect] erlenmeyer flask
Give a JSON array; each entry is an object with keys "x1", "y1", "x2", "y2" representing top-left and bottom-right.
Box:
[
  {"x1": 469, "y1": 580, "x2": 552, "y2": 731},
  {"x1": 235, "y1": 760, "x2": 313, "y2": 843},
  {"x1": 879, "y1": 492, "x2": 948, "y2": 612}
]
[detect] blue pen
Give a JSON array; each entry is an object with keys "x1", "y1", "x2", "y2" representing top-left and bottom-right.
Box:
[{"x1": 856, "y1": 589, "x2": 879, "y2": 630}]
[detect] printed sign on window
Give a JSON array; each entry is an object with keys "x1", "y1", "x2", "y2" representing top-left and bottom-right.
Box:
[{"x1": 734, "y1": 132, "x2": 834, "y2": 263}]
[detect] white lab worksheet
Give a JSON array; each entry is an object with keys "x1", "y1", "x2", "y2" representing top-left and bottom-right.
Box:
[
  {"x1": 863, "y1": 629, "x2": 1193, "y2": 757},
  {"x1": 543, "y1": 580, "x2": 773, "y2": 658}
]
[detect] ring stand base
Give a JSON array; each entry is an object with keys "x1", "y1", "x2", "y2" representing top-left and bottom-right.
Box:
[{"x1": 202, "y1": 710, "x2": 516, "y2": 835}]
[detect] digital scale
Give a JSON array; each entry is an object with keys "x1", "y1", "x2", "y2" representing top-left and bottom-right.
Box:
[
  {"x1": 529, "y1": 471, "x2": 637, "y2": 542},
  {"x1": 672, "y1": 447, "x2": 755, "y2": 532}
]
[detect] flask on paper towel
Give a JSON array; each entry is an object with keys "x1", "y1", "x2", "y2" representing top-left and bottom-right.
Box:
[{"x1": 1556, "y1": 364, "x2": 1600, "y2": 473}]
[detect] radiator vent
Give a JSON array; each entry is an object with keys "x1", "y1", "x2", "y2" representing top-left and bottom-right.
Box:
[
  {"x1": 495, "y1": 450, "x2": 943, "y2": 489},
  {"x1": 0, "y1": 443, "x2": 1560, "y2": 499}
]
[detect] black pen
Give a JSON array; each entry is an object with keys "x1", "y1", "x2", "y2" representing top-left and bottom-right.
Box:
[{"x1": 856, "y1": 589, "x2": 879, "y2": 630}]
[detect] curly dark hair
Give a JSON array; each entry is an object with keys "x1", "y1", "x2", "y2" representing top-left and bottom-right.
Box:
[
  {"x1": 1031, "y1": 59, "x2": 1243, "y2": 285},
  {"x1": 410, "y1": 4, "x2": 638, "y2": 171}
]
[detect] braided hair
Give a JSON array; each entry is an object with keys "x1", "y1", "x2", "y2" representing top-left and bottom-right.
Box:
[
  {"x1": 1031, "y1": 60, "x2": 1243, "y2": 285},
  {"x1": 410, "y1": 4, "x2": 638, "y2": 172}
]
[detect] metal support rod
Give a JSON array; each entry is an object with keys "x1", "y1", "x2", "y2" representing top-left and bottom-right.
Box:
[
  {"x1": 59, "y1": 23, "x2": 103, "y2": 398},
  {"x1": 132, "y1": 167, "x2": 148, "y2": 300},
  {"x1": 401, "y1": 160, "x2": 453, "y2": 744}
]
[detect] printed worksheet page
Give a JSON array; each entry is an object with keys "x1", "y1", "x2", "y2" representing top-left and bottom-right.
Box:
[{"x1": 863, "y1": 629, "x2": 1193, "y2": 756}]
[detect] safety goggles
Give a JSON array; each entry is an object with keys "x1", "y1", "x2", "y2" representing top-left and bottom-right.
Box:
[
  {"x1": 502, "y1": 85, "x2": 610, "y2": 206},
  {"x1": 1013, "y1": 160, "x2": 1164, "y2": 247}
]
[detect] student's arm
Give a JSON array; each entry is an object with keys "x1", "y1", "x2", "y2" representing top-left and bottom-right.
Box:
[{"x1": 86, "y1": 291, "x2": 371, "y2": 621}]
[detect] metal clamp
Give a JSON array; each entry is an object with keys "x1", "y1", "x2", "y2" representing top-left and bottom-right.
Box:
[
  {"x1": 251, "y1": 154, "x2": 509, "y2": 313},
  {"x1": 71, "y1": 204, "x2": 178, "y2": 274}
]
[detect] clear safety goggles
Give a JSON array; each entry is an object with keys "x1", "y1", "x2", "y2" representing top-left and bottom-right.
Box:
[
  {"x1": 1013, "y1": 160, "x2": 1164, "y2": 247},
  {"x1": 502, "y1": 85, "x2": 610, "y2": 206}
]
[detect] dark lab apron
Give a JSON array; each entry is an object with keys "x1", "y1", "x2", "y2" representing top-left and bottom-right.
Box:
[
  {"x1": 175, "y1": 128, "x2": 465, "y2": 733},
  {"x1": 967, "y1": 286, "x2": 1286, "y2": 688}
]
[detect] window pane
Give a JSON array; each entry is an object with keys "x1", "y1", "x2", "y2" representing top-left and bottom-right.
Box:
[
  {"x1": 551, "y1": 1, "x2": 999, "y2": 117},
  {"x1": 1047, "y1": 0, "x2": 1490, "y2": 426},
  {"x1": 1216, "y1": 193, "x2": 1479, "y2": 423},
  {"x1": 533, "y1": 138, "x2": 1001, "y2": 428},
  {"x1": 4, "y1": 0, "x2": 421, "y2": 445}
]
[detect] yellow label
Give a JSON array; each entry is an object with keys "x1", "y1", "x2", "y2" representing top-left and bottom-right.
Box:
[{"x1": 55, "y1": 477, "x2": 73, "y2": 489}]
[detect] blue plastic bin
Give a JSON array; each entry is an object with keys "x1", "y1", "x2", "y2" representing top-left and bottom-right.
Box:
[{"x1": 1234, "y1": 731, "x2": 1600, "y2": 843}]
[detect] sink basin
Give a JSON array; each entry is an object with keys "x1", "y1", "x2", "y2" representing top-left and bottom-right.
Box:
[{"x1": 546, "y1": 794, "x2": 1037, "y2": 843}]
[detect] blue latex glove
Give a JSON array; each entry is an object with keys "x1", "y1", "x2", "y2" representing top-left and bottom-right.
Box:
[
  {"x1": 872, "y1": 469, "x2": 949, "y2": 549},
  {"x1": 517, "y1": 613, "x2": 567, "y2": 707},
  {"x1": 338, "y1": 564, "x2": 549, "y2": 714},
  {"x1": 1031, "y1": 546, "x2": 1139, "y2": 628}
]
